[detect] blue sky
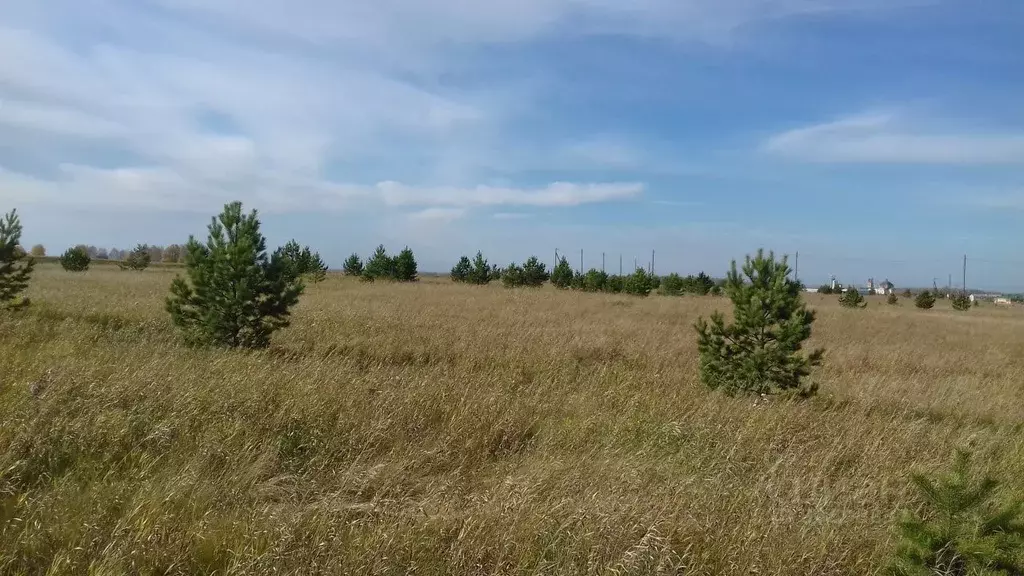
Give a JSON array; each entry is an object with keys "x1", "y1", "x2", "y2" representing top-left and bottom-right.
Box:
[{"x1": 1, "y1": 0, "x2": 1022, "y2": 290}]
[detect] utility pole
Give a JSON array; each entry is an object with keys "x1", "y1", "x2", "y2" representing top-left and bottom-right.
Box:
[
  {"x1": 619, "y1": 254, "x2": 622, "y2": 276},
  {"x1": 650, "y1": 250, "x2": 655, "y2": 275},
  {"x1": 634, "y1": 256, "x2": 637, "y2": 271},
  {"x1": 580, "y1": 249, "x2": 584, "y2": 274},
  {"x1": 554, "y1": 248, "x2": 559, "y2": 270},
  {"x1": 602, "y1": 252, "x2": 605, "y2": 273},
  {"x1": 963, "y1": 254, "x2": 967, "y2": 293}
]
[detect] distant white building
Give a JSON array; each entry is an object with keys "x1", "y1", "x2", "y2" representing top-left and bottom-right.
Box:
[{"x1": 866, "y1": 278, "x2": 895, "y2": 295}]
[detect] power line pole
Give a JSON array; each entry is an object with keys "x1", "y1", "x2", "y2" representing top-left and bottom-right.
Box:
[
  {"x1": 963, "y1": 254, "x2": 967, "y2": 293},
  {"x1": 650, "y1": 249, "x2": 655, "y2": 275},
  {"x1": 633, "y1": 256, "x2": 637, "y2": 272},
  {"x1": 619, "y1": 254, "x2": 622, "y2": 276},
  {"x1": 580, "y1": 249, "x2": 584, "y2": 274},
  {"x1": 602, "y1": 252, "x2": 605, "y2": 273},
  {"x1": 554, "y1": 248, "x2": 559, "y2": 270}
]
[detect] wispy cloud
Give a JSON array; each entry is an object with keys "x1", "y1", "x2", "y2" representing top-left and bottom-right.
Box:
[
  {"x1": 492, "y1": 212, "x2": 533, "y2": 220},
  {"x1": 763, "y1": 112, "x2": 1024, "y2": 164}
]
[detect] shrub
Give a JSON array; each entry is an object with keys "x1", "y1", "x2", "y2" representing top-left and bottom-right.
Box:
[
  {"x1": 582, "y1": 268, "x2": 608, "y2": 292},
  {"x1": 658, "y1": 273, "x2": 685, "y2": 296},
  {"x1": 59, "y1": 246, "x2": 91, "y2": 272},
  {"x1": 889, "y1": 449, "x2": 1024, "y2": 575},
  {"x1": 605, "y1": 274, "x2": 624, "y2": 294},
  {"x1": 343, "y1": 253, "x2": 364, "y2": 277},
  {"x1": 393, "y1": 247, "x2": 418, "y2": 282},
  {"x1": 29, "y1": 244, "x2": 45, "y2": 257},
  {"x1": 903, "y1": 289, "x2": 913, "y2": 298},
  {"x1": 489, "y1": 263, "x2": 502, "y2": 280},
  {"x1": 570, "y1": 271, "x2": 585, "y2": 291},
  {"x1": 682, "y1": 272, "x2": 715, "y2": 295},
  {"x1": 839, "y1": 287, "x2": 867, "y2": 309},
  {"x1": 363, "y1": 245, "x2": 394, "y2": 281},
  {"x1": 501, "y1": 263, "x2": 524, "y2": 288},
  {"x1": 468, "y1": 251, "x2": 493, "y2": 285},
  {"x1": 915, "y1": 290, "x2": 936, "y2": 310},
  {"x1": 551, "y1": 257, "x2": 574, "y2": 289},
  {"x1": 951, "y1": 292, "x2": 971, "y2": 311},
  {"x1": 649, "y1": 274, "x2": 661, "y2": 290},
  {"x1": 623, "y1": 268, "x2": 654, "y2": 296},
  {"x1": 887, "y1": 292, "x2": 899, "y2": 306},
  {"x1": 450, "y1": 256, "x2": 471, "y2": 283},
  {"x1": 274, "y1": 240, "x2": 328, "y2": 283},
  {"x1": 119, "y1": 244, "x2": 152, "y2": 271},
  {"x1": 0, "y1": 209, "x2": 35, "y2": 310},
  {"x1": 165, "y1": 201, "x2": 303, "y2": 348},
  {"x1": 818, "y1": 284, "x2": 834, "y2": 295},
  {"x1": 521, "y1": 256, "x2": 549, "y2": 287},
  {"x1": 694, "y1": 249, "x2": 823, "y2": 397}
]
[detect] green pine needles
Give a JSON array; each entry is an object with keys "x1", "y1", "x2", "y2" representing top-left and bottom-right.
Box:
[
  {"x1": 0, "y1": 209, "x2": 35, "y2": 310},
  {"x1": 890, "y1": 450, "x2": 1024, "y2": 575},
  {"x1": 165, "y1": 201, "x2": 304, "y2": 349},
  {"x1": 839, "y1": 287, "x2": 868, "y2": 308},
  {"x1": 694, "y1": 249, "x2": 823, "y2": 397},
  {"x1": 916, "y1": 290, "x2": 937, "y2": 310}
]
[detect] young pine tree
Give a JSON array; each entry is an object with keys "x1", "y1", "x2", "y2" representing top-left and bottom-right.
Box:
[
  {"x1": 887, "y1": 292, "x2": 899, "y2": 306},
  {"x1": 501, "y1": 262, "x2": 525, "y2": 288},
  {"x1": 468, "y1": 251, "x2": 491, "y2": 285},
  {"x1": 695, "y1": 249, "x2": 823, "y2": 397},
  {"x1": 551, "y1": 256, "x2": 574, "y2": 289},
  {"x1": 890, "y1": 450, "x2": 1024, "y2": 576},
  {"x1": 119, "y1": 244, "x2": 152, "y2": 271},
  {"x1": 916, "y1": 290, "x2": 937, "y2": 310},
  {"x1": 0, "y1": 209, "x2": 35, "y2": 310},
  {"x1": 343, "y1": 253, "x2": 364, "y2": 277},
  {"x1": 839, "y1": 287, "x2": 867, "y2": 308},
  {"x1": 450, "y1": 255, "x2": 472, "y2": 283},
  {"x1": 165, "y1": 201, "x2": 304, "y2": 348},
  {"x1": 623, "y1": 268, "x2": 654, "y2": 296},
  {"x1": 59, "y1": 246, "x2": 91, "y2": 272},
  {"x1": 521, "y1": 256, "x2": 549, "y2": 287},
  {"x1": 582, "y1": 268, "x2": 608, "y2": 292},
  {"x1": 951, "y1": 292, "x2": 971, "y2": 311},
  {"x1": 658, "y1": 272, "x2": 685, "y2": 296},
  {"x1": 363, "y1": 245, "x2": 393, "y2": 281},
  {"x1": 393, "y1": 247, "x2": 418, "y2": 282}
]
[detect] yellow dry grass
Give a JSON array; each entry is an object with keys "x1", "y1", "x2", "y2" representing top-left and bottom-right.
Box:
[{"x1": 2, "y1": 263, "x2": 1023, "y2": 575}]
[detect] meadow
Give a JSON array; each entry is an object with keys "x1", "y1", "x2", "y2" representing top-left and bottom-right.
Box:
[{"x1": 2, "y1": 263, "x2": 1023, "y2": 575}]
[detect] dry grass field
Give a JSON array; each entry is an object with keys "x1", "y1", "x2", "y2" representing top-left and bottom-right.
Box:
[{"x1": 2, "y1": 263, "x2": 1024, "y2": 575}]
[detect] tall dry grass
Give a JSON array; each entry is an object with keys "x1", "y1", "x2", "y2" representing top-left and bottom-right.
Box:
[{"x1": 2, "y1": 264, "x2": 1023, "y2": 574}]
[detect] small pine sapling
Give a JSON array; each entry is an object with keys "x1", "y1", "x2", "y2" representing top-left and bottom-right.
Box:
[
  {"x1": 393, "y1": 247, "x2": 418, "y2": 282},
  {"x1": 343, "y1": 253, "x2": 364, "y2": 277},
  {"x1": 165, "y1": 201, "x2": 304, "y2": 348},
  {"x1": 468, "y1": 251, "x2": 491, "y2": 285},
  {"x1": 119, "y1": 244, "x2": 152, "y2": 271},
  {"x1": 450, "y1": 255, "x2": 472, "y2": 283},
  {"x1": 839, "y1": 287, "x2": 867, "y2": 308},
  {"x1": 915, "y1": 290, "x2": 936, "y2": 310},
  {"x1": 551, "y1": 257, "x2": 574, "y2": 289},
  {"x1": 59, "y1": 246, "x2": 91, "y2": 272},
  {"x1": 695, "y1": 249, "x2": 823, "y2": 397},
  {"x1": 623, "y1": 268, "x2": 654, "y2": 296},
  {"x1": 0, "y1": 209, "x2": 35, "y2": 310},
  {"x1": 890, "y1": 450, "x2": 1024, "y2": 575},
  {"x1": 887, "y1": 292, "x2": 899, "y2": 306},
  {"x1": 521, "y1": 256, "x2": 549, "y2": 287},
  {"x1": 951, "y1": 292, "x2": 971, "y2": 311},
  {"x1": 658, "y1": 273, "x2": 684, "y2": 296}
]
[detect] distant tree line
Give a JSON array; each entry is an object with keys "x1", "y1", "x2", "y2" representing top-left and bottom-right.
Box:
[{"x1": 342, "y1": 245, "x2": 418, "y2": 282}]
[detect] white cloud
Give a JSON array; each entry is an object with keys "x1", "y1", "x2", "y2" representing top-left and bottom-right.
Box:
[
  {"x1": 492, "y1": 212, "x2": 533, "y2": 220},
  {"x1": 377, "y1": 181, "x2": 643, "y2": 208},
  {"x1": 764, "y1": 112, "x2": 1024, "y2": 164},
  {"x1": 407, "y1": 207, "x2": 468, "y2": 223},
  {"x1": 0, "y1": 0, "x2": 935, "y2": 223}
]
